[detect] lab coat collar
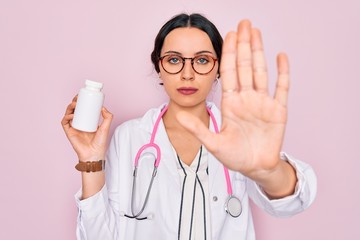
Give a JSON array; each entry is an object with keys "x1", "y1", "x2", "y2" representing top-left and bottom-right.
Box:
[
  {"x1": 137, "y1": 102, "x2": 224, "y2": 191},
  {"x1": 137, "y1": 102, "x2": 228, "y2": 235}
]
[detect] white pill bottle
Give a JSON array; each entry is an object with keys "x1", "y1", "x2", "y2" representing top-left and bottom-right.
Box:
[{"x1": 72, "y1": 80, "x2": 104, "y2": 132}]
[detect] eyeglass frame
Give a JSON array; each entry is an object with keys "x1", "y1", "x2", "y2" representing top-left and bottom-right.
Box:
[{"x1": 158, "y1": 54, "x2": 218, "y2": 75}]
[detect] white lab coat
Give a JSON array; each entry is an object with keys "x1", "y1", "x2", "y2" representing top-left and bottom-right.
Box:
[{"x1": 75, "y1": 102, "x2": 317, "y2": 240}]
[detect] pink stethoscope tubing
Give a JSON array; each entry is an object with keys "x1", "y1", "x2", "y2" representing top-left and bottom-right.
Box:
[
  {"x1": 133, "y1": 105, "x2": 167, "y2": 168},
  {"x1": 134, "y1": 104, "x2": 232, "y2": 195},
  {"x1": 127, "y1": 104, "x2": 242, "y2": 220}
]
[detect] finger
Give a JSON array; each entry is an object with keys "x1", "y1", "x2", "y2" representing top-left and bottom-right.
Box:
[
  {"x1": 94, "y1": 107, "x2": 113, "y2": 147},
  {"x1": 251, "y1": 28, "x2": 268, "y2": 94},
  {"x1": 220, "y1": 32, "x2": 239, "y2": 93},
  {"x1": 176, "y1": 111, "x2": 219, "y2": 152},
  {"x1": 61, "y1": 113, "x2": 74, "y2": 132},
  {"x1": 97, "y1": 107, "x2": 113, "y2": 134},
  {"x1": 64, "y1": 101, "x2": 76, "y2": 115},
  {"x1": 274, "y1": 53, "x2": 290, "y2": 107},
  {"x1": 237, "y1": 20, "x2": 253, "y2": 91},
  {"x1": 72, "y1": 94, "x2": 78, "y2": 102}
]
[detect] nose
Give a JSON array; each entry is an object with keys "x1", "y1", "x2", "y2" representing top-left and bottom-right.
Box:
[{"x1": 181, "y1": 59, "x2": 194, "y2": 81}]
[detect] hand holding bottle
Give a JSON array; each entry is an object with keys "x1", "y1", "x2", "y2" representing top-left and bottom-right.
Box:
[{"x1": 61, "y1": 81, "x2": 113, "y2": 163}]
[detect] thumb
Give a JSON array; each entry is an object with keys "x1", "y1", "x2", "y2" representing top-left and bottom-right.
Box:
[
  {"x1": 98, "y1": 107, "x2": 113, "y2": 132},
  {"x1": 176, "y1": 111, "x2": 218, "y2": 152},
  {"x1": 95, "y1": 107, "x2": 113, "y2": 144}
]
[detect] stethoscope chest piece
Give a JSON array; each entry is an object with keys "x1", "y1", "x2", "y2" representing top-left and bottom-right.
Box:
[{"x1": 225, "y1": 195, "x2": 242, "y2": 218}]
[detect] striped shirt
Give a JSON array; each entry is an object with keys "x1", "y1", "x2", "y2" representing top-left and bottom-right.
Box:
[{"x1": 174, "y1": 146, "x2": 211, "y2": 240}]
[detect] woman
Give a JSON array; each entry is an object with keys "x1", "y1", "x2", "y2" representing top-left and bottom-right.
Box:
[{"x1": 62, "y1": 13, "x2": 317, "y2": 240}]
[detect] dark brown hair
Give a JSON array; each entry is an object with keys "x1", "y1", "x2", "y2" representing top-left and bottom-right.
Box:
[{"x1": 150, "y1": 13, "x2": 223, "y2": 74}]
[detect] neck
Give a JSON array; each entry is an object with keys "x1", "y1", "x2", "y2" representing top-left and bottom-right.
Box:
[{"x1": 163, "y1": 102, "x2": 209, "y2": 130}]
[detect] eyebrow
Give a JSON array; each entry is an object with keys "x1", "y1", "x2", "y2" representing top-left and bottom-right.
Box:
[{"x1": 163, "y1": 50, "x2": 215, "y2": 56}]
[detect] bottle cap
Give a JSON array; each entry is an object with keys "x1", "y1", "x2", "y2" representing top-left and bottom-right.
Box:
[{"x1": 85, "y1": 79, "x2": 103, "y2": 90}]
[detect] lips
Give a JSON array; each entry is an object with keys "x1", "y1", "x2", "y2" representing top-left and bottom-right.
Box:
[{"x1": 177, "y1": 87, "x2": 198, "y2": 95}]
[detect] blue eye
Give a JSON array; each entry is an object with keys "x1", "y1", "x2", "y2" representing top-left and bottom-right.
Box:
[
  {"x1": 195, "y1": 56, "x2": 210, "y2": 65},
  {"x1": 168, "y1": 56, "x2": 182, "y2": 64}
]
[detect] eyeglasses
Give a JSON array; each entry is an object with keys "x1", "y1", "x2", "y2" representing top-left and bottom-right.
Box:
[{"x1": 159, "y1": 54, "x2": 218, "y2": 75}]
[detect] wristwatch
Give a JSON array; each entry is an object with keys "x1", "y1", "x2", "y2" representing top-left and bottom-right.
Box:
[{"x1": 75, "y1": 160, "x2": 105, "y2": 172}]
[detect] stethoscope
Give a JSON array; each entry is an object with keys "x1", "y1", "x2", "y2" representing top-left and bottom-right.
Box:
[{"x1": 121, "y1": 104, "x2": 242, "y2": 221}]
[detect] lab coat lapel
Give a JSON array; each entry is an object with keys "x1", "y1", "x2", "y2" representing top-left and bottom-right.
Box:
[
  {"x1": 155, "y1": 119, "x2": 181, "y2": 188},
  {"x1": 138, "y1": 103, "x2": 228, "y2": 236},
  {"x1": 208, "y1": 149, "x2": 228, "y2": 237},
  {"x1": 207, "y1": 102, "x2": 225, "y2": 195},
  {"x1": 139, "y1": 103, "x2": 181, "y2": 188},
  {"x1": 138, "y1": 104, "x2": 181, "y2": 234},
  {"x1": 207, "y1": 103, "x2": 228, "y2": 237},
  {"x1": 140, "y1": 102, "x2": 222, "y2": 190}
]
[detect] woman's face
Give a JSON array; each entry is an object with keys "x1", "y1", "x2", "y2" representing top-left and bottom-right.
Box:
[{"x1": 159, "y1": 27, "x2": 219, "y2": 108}]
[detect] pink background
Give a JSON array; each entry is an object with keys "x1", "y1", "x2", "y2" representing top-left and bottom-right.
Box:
[{"x1": 1, "y1": 0, "x2": 359, "y2": 239}]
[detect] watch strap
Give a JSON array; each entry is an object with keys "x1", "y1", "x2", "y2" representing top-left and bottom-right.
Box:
[{"x1": 75, "y1": 160, "x2": 105, "y2": 172}]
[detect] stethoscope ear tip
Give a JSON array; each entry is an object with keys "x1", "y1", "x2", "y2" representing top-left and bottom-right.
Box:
[{"x1": 119, "y1": 211, "x2": 125, "y2": 217}]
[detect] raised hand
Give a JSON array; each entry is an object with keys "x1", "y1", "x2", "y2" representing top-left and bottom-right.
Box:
[{"x1": 177, "y1": 20, "x2": 296, "y2": 198}]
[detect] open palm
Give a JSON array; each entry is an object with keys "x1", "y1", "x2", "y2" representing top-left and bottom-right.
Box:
[{"x1": 178, "y1": 20, "x2": 290, "y2": 179}]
